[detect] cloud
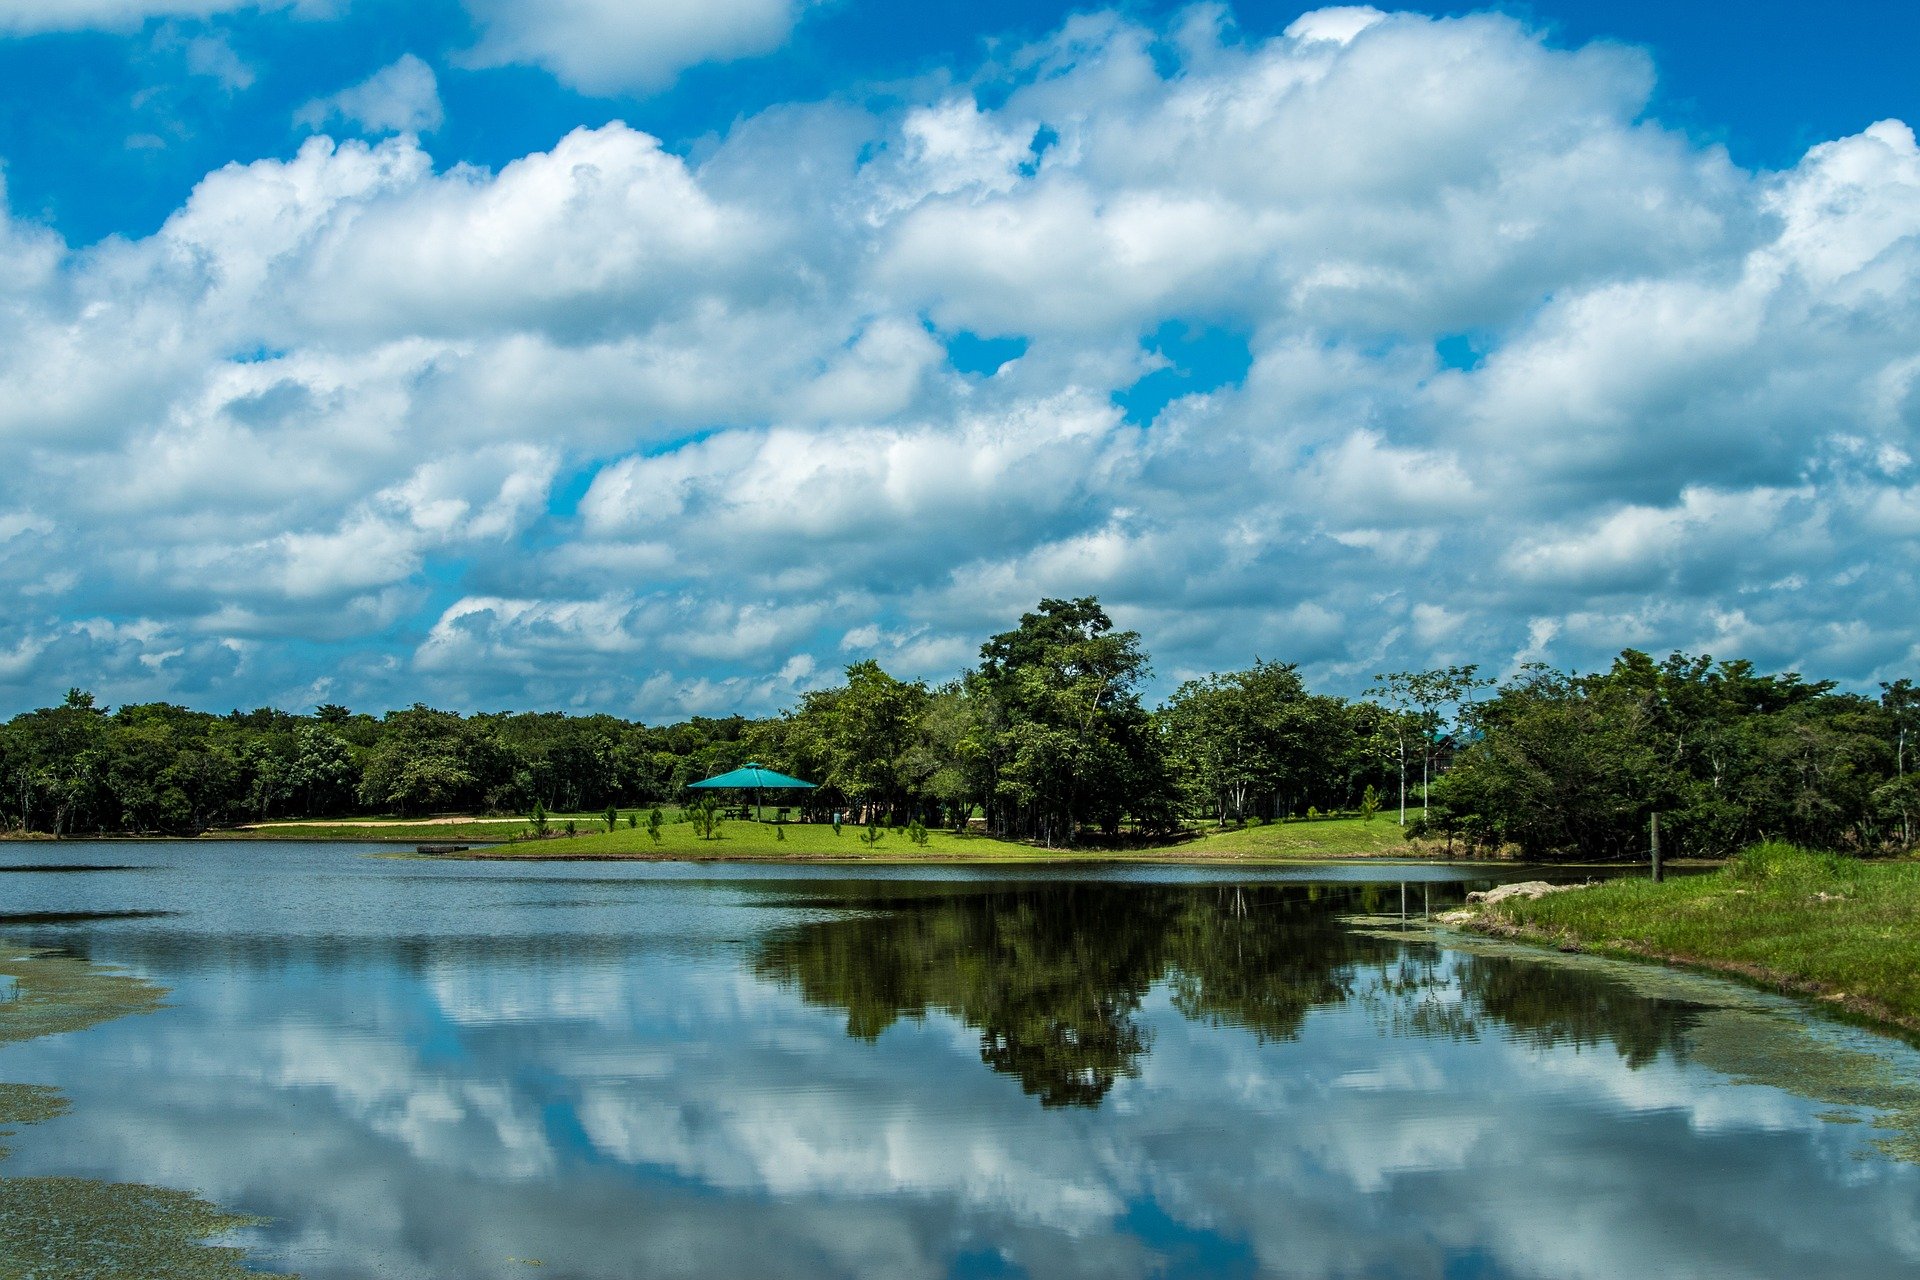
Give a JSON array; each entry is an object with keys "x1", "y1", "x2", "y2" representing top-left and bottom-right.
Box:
[
  {"x1": 0, "y1": 0, "x2": 318, "y2": 35},
  {"x1": 296, "y1": 55, "x2": 444, "y2": 136},
  {"x1": 4, "y1": 7, "x2": 1920, "y2": 715},
  {"x1": 458, "y1": 0, "x2": 818, "y2": 95},
  {"x1": 1284, "y1": 7, "x2": 1387, "y2": 45}
]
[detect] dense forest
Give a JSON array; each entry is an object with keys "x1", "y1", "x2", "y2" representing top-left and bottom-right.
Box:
[{"x1": 3, "y1": 597, "x2": 1915, "y2": 860}]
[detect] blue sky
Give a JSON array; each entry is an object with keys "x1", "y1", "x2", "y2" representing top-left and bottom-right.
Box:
[{"x1": 2, "y1": 1, "x2": 1918, "y2": 718}]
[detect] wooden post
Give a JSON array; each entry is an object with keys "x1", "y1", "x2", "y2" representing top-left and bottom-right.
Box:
[{"x1": 1650, "y1": 811, "x2": 1663, "y2": 884}]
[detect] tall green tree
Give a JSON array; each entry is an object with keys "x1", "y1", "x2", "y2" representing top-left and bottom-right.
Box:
[
  {"x1": 974, "y1": 597, "x2": 1172, "y2": 843},
  {"x1": 1428, "y1": 651, "x2": 1902, "y2": 859},
  {"x1": 1163, "y1": 660, "x2": 1344, "y2": 823},
  {"x1": 357, "y1": 705, "x2": 477, "y2": 815}
]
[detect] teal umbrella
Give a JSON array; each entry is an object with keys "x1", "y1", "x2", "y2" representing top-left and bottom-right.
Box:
[{"x1": 687, "y1": 762, "x2": 817, "y2": 821}]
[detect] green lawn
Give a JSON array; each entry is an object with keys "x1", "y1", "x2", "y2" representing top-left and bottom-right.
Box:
[
  {"x1": 208, "y1": 806, "x2": 1436, "y2": 863},
  {"x1": 475, "y1": 818, "x2": 1042, "y2": 861},
  {"x1": 1168, "y1": 811, "x2": 1421, "y2": 859},
  {"x1": 462, "y1": 809, "x2": 1427, "y2": 862},
  {"x1": 1472, "y1": 844, "x2": 1920, "y2": 1032}
]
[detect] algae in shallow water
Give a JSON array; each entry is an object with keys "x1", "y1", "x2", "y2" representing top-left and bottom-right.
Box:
[
  {"x1": 0, "y1": 950, "x2": 297, "y2": 1279},
  {"x1": 0, "y1": 951, "x2": 165, "y2": 1048},
  {"x1": 1360, "y1": 922, "x2": 1920, "y2": 1164},
  {"x1": 0, "y1": 1178, "x2": 280, "y2": 1280},
  {"x1": 0, "y1": 1086, "x2": 67, "y2": 1162},
  {"x1": 1686, "y1": 1008, "x2": 1920, "y2": 1164}
]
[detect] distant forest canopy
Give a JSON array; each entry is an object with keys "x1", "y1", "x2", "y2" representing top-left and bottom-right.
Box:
[{"x1": 4, "y1": 597, "x2": 1916, "y2": 859}]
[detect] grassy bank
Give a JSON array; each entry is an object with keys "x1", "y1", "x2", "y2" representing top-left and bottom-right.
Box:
[
  {"x1": 477, "y1": 820, "x2": 1034, "y2": 861},
  {"x1": 1465, "y1": 843, "x2": 1920, "y2": 1033},
  {"x1": 1172, "y1": 811, "x2": 1420, "y2": 859},
  {"x1": 416, "y1": 810, "x2": 1421, "y2": 862},
  {"x1": 80, "y1": 807, "x2": 1428, "y2": 861}
]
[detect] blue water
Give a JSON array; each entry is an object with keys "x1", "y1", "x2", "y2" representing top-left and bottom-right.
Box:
[{"x1": 1, "y1": 843, "x2": 1916, "y2": 1278}]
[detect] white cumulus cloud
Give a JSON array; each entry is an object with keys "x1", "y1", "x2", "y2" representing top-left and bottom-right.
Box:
[
  {"x1": 3, "y1": 7, "x2": 1920, "y2": 715},
  {"x1": 296, "y1": 54, "x2": 444, "y2": 136},
  {"x1": 458, "y1": 0, "x2": 818, "y2": 95}
]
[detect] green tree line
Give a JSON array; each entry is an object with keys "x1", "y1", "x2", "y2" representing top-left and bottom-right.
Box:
[
  {"x1": 3, "y1": 597, "x2": 1915, "y2": 857},
  {"x1": 1422, "y1": 654, "x2": 1920, "y2": 860}
]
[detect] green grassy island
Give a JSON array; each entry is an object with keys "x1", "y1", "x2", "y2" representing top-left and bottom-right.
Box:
[{"x1": 1454, "y1": 844, "x2": 1920, "y2": 1035}]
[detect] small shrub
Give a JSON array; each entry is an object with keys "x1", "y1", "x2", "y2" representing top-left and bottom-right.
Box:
[
  {"x1": 646, "y1": 808, "x2": 663, "y2": 845},
  {"x1": 627, "y1": 812, "x2": 639, "y2": 829},
  {"x1": 775, "y1": 824, "x2": 786, "y2": 843},
  {"x1": 907, "y1": 817, "x2": 929, "y2": 847},
  {"x1": 1360, "y1": 785, "x2": 1380, "y2": 823},
  {"x1": 1726, "y1": 841, "x2": 1844, "y2": 885},
  {"x1": 564, "y1": 819, "x2": 577, "y2": 836},
  {"x1": 531, "y1": 801, "x2": 549, "y2": 837},
  {"x1": 605, "y1": 805, "x2": 618, "y2": 832}
]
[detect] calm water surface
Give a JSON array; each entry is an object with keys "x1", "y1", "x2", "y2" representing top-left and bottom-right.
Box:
[{"x1": 3, "y1": 842, "x2": 1919, "y2": 1278}]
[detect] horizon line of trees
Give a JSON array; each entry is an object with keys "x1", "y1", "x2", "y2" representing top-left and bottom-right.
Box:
[{"x1": 3, "y1": 596, "x2": 1914, "y2": 859}]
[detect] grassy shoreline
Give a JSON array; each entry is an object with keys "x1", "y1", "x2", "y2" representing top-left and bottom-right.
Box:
[
  {"x1": 1455, "y1": 844, "x2": 1920, "y2": 1036},
  {"x1": 319, "y1": 811, "x2": 1429, "y2": 862},
  {"x1": 11, "y1": 810, "x2": 1439, "y2": 862}
]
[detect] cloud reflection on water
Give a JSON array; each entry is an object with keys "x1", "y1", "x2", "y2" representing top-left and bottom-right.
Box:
[{"x1": 0, "y1": 879, "x2": 1917, "y2": 1277}]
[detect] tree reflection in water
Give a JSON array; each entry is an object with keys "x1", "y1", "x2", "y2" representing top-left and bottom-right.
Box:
[
  {"x1": 753, "y1": 882, "x2": 1392, "y2": 1106},
  {"x1": 1452, "y1": 952, "x2": 1705, "y2": 1068},
  {"x1": 755, "y1": 880, "x2": 1720, "y2": 1106}
]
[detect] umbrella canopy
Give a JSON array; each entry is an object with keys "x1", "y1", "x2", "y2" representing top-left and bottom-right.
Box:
[
  {"x1": 688, "y1": 763, "x2": 817, "y2": 790},
  {"x1": 688, "y1": 762, "x2": 817, "y2": 823}
]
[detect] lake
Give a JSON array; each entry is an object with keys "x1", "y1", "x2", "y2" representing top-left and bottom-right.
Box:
[{"x1": 3, "y1": 842, "x2": 1919, "y2": 1278}]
